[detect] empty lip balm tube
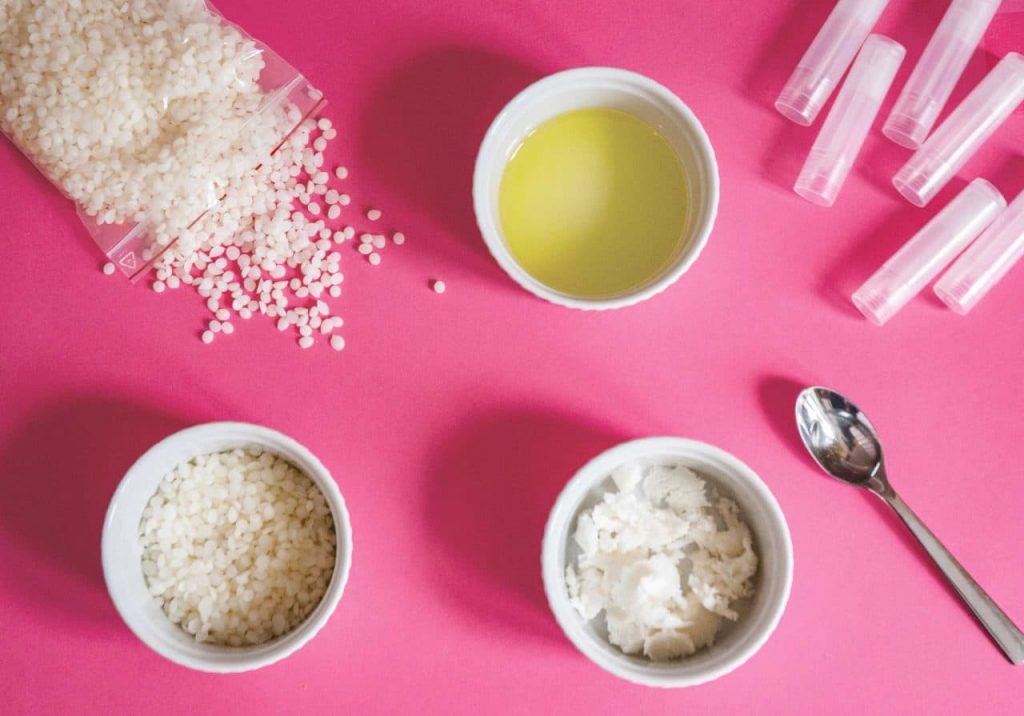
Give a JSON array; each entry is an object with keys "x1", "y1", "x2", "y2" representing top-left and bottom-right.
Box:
[
  {"x1": 775, "y1": 0, "x2": 891, "y2": 126},
  {"x1": 794, "y1": 35, "x2": 905, "y2": 206},
  {"x1": 893, "y1": 52, "x2": 1024, "y2": 207},
  {"x1": 934, "y1": 190, "x2": 1024, "y2": 314},
  {"x1": 883, "y1": 0, "x2": 1002, "y2": 149},
  {"x1": 852, "y1": 178, "x2": 1005, "y2": 325}
]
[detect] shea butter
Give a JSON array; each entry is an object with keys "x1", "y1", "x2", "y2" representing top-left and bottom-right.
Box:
[{"x1": 566, "y1": 461, "x2": 758, "y2": 661}]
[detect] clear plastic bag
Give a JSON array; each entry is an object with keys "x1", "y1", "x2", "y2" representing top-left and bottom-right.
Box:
[{"x1": 0, "y1": 0, "x2": 323, "y2": 279}]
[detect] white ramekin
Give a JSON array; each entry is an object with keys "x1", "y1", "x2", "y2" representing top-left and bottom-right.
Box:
[
  {"x1": 541, "y1": 437, "x2": 793, "y2": 687},
  {"x1": 102, "y1": 422, "x2": 353, "y2": 673},
  {"x1": 473, "y1": 67, "x2": 720, "y2": 310}
]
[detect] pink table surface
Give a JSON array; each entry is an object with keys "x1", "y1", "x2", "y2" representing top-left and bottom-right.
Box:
[{"x1": 2, "y1": 0, "x2": 1023, "y2": 713}]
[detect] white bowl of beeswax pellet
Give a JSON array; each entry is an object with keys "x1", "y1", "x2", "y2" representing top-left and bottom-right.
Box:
[{"x1": 102, "y1": 422, "x2": 352, "y2": 673}]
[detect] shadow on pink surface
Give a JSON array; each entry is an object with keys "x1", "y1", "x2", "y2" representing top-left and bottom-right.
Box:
[
  {"x1": 990, "y1": 153, "x2": 1024, "y2": 201},
  {"x1": 0, "y1": 396, "x2": 199, "y2": 624},
  {"x1": 759, "y1": 120, "x2": 813, "y2": 193},
  {"x1": 743, "y1": 0, "x2": 833, "y2": 113},
  {"x1": 425, "y1": 407, "x2": 627, "y2": 646},
  {"x1": 0, "y1": 131, "x2": 98, "y2": 256},
  {"x1": 757, "y1": 375, "x2": 811, "y2": 465},
  {"x1": 983, "y1": 9, "x2": 1024, "y2": 113},
  {"x1": 859, "y1": 133, "x2": 915, "y2": 199},
  {"x1": 357, "y1": 45, "x2": 547, "y2": 282}
]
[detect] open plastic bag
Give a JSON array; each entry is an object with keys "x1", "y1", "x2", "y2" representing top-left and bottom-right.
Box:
[{"x1": 0, "y1": 0, "x2": 323, "y2": 279}]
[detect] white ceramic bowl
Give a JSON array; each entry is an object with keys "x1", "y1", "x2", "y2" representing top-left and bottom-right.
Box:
[
  {"x1": 473, "y1": 67, "x2": 719, "y2": 310},
  {"x1": 102, "y1": 422, "x2": 353, "y2": 673},
  {"x1": 542, "y1": 437, "x2": 793, "y2": 687}
]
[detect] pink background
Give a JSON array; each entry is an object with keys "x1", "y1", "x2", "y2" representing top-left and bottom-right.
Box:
[{"x1": 2, "y1": 0, "x2": 1022, "y2": 713}]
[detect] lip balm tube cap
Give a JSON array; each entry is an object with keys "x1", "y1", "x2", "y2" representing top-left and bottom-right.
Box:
[
  {"x1": 775, "y1": 0, "x2": 891, "y2": 126},
  {"x1": 794, "y1": 35, "x2": 905, "y2": 206},
  {"x1": 893, "y1": 52, "x2": 1024, "y2": 207},
  {"x1": 934, "y1": 191, "x2": 1024, "y2": 314},
  {"x1": 883, "y1": 0, "x2": 1002, "y2": 149},
  {"x1": 852, "y1": 178, "x2": 1006, "y2": 325}
]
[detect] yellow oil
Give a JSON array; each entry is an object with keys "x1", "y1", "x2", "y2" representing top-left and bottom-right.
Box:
[{"x1": 499, "y1": 108, "x2": 689, "y2": 298}]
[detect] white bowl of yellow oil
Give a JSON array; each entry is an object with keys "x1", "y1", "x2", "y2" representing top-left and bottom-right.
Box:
[{"x1": 474, "y1": 67, "x2": 719, "y2": 309}]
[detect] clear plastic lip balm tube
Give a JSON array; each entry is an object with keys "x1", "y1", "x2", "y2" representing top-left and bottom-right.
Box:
[
  {"x1": 775, "y1": 0, "x2": 891, "y2": 126},
  {"x1": 934, "y1": 190, "x2": 1024, "y2": 314},
  {"x1": 893, "y1": 52, "x2": 1024, "y2": 207},
  {"x1": 883, "y1": 0, "x2": 1002, "y2": 150},
  {"x1": 852, "y1": 178, "x2": 1005, "y2": 325},
  {"x1": 794, "y1": 35, "x2": 905, "y2": 206}
]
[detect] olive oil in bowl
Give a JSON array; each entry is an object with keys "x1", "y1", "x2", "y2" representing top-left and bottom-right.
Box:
[{"x1": 498, "y1": 108, "x2": 689, "y2": 299}]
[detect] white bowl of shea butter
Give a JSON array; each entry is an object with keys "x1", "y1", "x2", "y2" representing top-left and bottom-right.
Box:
[{"x1": 541, "y1": 437, "x2": 793, "y2": 687}]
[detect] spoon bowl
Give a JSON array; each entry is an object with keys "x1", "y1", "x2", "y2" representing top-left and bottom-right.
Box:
[{"x1": 795, "y1": 387, "x2": 887, "y2": 491}]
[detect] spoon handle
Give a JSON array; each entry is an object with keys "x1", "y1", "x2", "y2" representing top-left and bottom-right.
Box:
[{"x1": 884, "y1": 490, "x2": 1024, "y2": 665}]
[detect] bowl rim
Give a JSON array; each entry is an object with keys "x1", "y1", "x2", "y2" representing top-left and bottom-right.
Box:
[
  {"x1": 101, "y1": 421, "x2": 353, "y2": 673},
  {"x1": 472, "y1": 66, "x2": 720, "y2": 311},
  {"x1": 541, "y1": 436, "x2": 793, "y2": 687}
]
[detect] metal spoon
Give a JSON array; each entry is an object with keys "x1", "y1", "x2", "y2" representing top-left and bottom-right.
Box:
[{"x1": 795, "y1": 386, "x2": 1024, "y2": 665}]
